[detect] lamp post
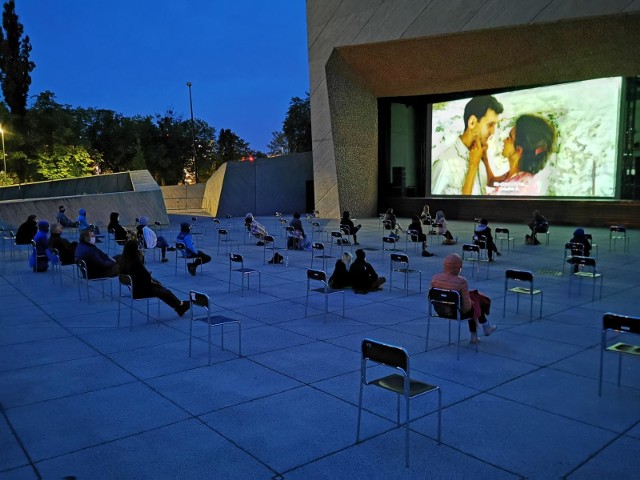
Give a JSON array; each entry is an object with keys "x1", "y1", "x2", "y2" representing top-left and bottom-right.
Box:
[
  {"x1": 0, "y1": 125, "x2": 6, "y2": 173},
  {"x1": 186, "y1": 82, "x2": 197, "y2": 183}
]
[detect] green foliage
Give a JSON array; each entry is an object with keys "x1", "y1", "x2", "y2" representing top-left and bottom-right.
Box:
[
  {"x1": 0, "y1": 0, "x2": 34, "y2": 115},
  {"x1": 36, "y1": 145, "x2": 95, "y2": 180},
  {"x1": 267, "y1": 130, "x2": 289, "y2": 156},
  {"x1": 282, "y1": 94, "x2": 311, "y2": 153},
  {"x1": 216, "y1": 128, "x2": 250, "y2": 163}
]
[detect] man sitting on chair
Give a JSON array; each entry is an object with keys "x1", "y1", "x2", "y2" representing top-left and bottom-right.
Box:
[{"x1": 75, "y1": 230, "x2": 119, "y2": 278}]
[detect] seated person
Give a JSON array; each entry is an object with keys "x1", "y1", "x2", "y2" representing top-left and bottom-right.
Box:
[
  {"x1": 383, "y1": 208, "x2": 403, "y2": 237},
  {"x1": 434, "y1": 211, "x2": 455, "y2": 245},
  {"x1": 420, "y1": 204, "x2": 432, "y2": 226},
  {"x1": 75, "y1": 229, "x2": 119, "y2": 278},
  {"x1": 77, "y1": 208, "x2": 100, "y2": 235},
  {"x1": 527, "y1": 210, "x2": 548, "y2": 245},
  {"x1": 568, "y1": 228, "x2": 592, "y2": 273},
  {"x1": 473, "y1": 218, "x2": 501, "y2": 261},
  {"x1": 328, "y1": 252, "x2": 352, "y2": 289},
  {"x1": 244, "y1": 213, "x2": 268, "y2": 245},
  {"x1": 48, "y1": 224, "x2": 78, "y2": 265},
  {"x1": 349, "y1": 249, "x2": 386, "y2": 294},
  {"x1": 30, "y1": 220, "x2": 52, "y2": 272},
  {"x1": 288, "y1": 212, "x2": 310, "y2": 250},
  {"x1": 137, "y1": 216, "x2": 172, "y2": 262},
  {"x1": 108, "y1": 212, "x2": 129, "y2": 245},
  {"x1": 15, "y1": 214, "x2": 38, "y2": 244},
  {"x1": 118, "y1": 240, "x2": 191, "y2": 317},
  {"x1": 176, "y1": 222, "x2": 211, "y2": 276},
  {"x1": 56, "y1": 205, "x2": 78, "y2": 228},
  {"x1": 407, "y1": 215, "x2": 434, "y2": 257},
  {"x1": 430, "y1": 253, "x2": 496, "y2": 344},
  {"x1": 340, "y1": 211, "x2": 361, "y2": 245}
]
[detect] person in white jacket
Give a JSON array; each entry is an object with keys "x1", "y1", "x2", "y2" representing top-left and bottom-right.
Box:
[{"x1": 136, "y1": 216, "x2": 173, "y2": 262}]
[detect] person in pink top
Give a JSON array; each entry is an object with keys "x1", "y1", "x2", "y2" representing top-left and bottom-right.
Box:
[
  {"x1": 487, "y1": 114, "x2": 556, "y2": 196},
  {"x1": 430, "y1": 253, "x2": 496, "y2": 344}
]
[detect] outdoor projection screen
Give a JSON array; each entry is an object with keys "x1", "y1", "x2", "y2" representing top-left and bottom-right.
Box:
[{"x1": 430, "y1": 77, "x2": 622, "y2": 197}]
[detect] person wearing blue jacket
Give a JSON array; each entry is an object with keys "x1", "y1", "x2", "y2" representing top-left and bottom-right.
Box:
[
  {"x1": 176, "y1": 222, "x2": 211, "y2": 276},
  {"x1": 29, "y1": 220, "x2": 52, "y2": 272}
]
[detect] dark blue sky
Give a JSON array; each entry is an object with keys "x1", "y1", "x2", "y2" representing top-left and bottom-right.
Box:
[{"x1": 18, "y1": 1, "x2": 309, "y2": 152}]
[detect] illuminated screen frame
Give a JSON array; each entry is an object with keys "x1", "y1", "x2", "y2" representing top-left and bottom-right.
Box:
[{"x1": 429, "y1": 77, "x2": 623, "y2": 198}]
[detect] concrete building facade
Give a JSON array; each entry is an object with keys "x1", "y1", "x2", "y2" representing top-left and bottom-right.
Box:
[{"x1": 307, "y1": 0, "x2": 640, "y2": 221}]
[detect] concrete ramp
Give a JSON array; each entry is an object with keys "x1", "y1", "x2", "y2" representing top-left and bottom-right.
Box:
[
  {"x1": 202, "y1": 152, "x2": 313, "y2": 217},
  {"x1": 0, "y1": 170, "x2": 168, "y2": 229}
]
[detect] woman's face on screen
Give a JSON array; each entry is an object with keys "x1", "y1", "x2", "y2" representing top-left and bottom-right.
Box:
[{"x1": 502, "y1": 127, "x2": 517, "y2": 160}]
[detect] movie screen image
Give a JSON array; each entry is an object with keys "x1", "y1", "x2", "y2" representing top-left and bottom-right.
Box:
[{"x1": 430, "y1": 77, "x2": 622, "y2": 197}]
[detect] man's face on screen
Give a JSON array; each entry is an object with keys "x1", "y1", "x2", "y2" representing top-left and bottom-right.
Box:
[{"x1": 474, "y1": 108, "x2": 499, "y2": 146}]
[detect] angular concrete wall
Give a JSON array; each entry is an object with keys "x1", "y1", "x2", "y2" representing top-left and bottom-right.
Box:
[
  {"x1": 0, "y1": 170, "x2": 168, "y2": 229},
  {"x1": 161, "y1": 184, "x2": 206, "y2": 212},
  {"x1": 202, "y1": 153, "x2": 313, "y2": 217},
  {"x1": 307, "y1": 0, "x2": 640, "y2": 218}
]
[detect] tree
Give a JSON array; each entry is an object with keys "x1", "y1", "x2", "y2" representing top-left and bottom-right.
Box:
[
  {"x1": 216, "y1": 128, "x2": 250, "y2": 163},
  {"x1": 282, "y1": 94, "x2": 311, "y2": 153},
  {"x1": 267, "y1": 130, "x2": 289, "y2": 156},
  {"x1": 0, "y1": 0, "x2": 35, "y2": 115},
  {"x1": 36, "y1": 145, "x2": 95, "y2": 180}
]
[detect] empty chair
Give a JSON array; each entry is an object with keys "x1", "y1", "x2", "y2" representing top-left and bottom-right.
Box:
[
  {"x1": 495, "y1": 227, "x2": 515, "y2": 254},
  {"x1": 228, "y1": 253, "x2": 261, "y2": 296},
  {"x1": 304, "y1": 269, "x2": 344, "y2": 319},
  {"x1": 310, "y1": 242, "x2": 332, "y2": 271},
  {"x1": 609, "y1": 225, "x2": 629, "y2": 252},
  {"x1": 329, "y1": 231, "x2": 346, "y2": 257},
  {"x1": 217, "y1": 228, "x2": 234, "y2": 255},
  {"x1": 562, "y1": 242, "x2": 584, "y2": 274},
  {"x1": 382, "y1": 236, "x2": 403, "y2": 263},
  {"x1": 117, "y1": 274, "x2": 160, "y2": 332},
  {"x1": 426, "y1": 288, "x2": 477, "y2": 359},
  {"x1": 311, "y1": 221, "x2": 327, "y2": 242},
  {"x1": 503, "y1": 269, "x2": 543, "y2": 321},
  {"x1": 598, "y1": 312, "x2": 640, "y2": 396},
  {"x1": 389, "y1": 253, "x2": 422, "y2": 295},
  {"x1": 461, "y1": 243, "x2": 485, "y2": 279},
  {"x1": 568, "y1": 256, "x2": 603, "y2": 300},
  {"x1": 404, "y1": 229, "x2": 421, "y2": 255},
  {"x1": 188, "y1": 290, "x2": 241, "y2": 365},
  {"x1": 356, "y1": 338, "x2": 441, "y2": 467}
]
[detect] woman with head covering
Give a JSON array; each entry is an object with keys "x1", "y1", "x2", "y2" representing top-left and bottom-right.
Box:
[
  {"x1": 244, "y1": 213, "x2": 268, "y2": 245},
  {"x1": 176, "y1": 222, "x2": 211, "y2": 275},
  {"x1": 119, "y1": 240, "x2": 190, "y2": 317},
  {"x1": 434, "y1": 211, "x2": 455, "y2": 245},
  {"x1": 430, "y1": 253, "x2": 496, "y2": 344}
]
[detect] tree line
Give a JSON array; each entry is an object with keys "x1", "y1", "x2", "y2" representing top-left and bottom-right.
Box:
[{"x1": 0, "y1": 0, "x2": 311, "y2": 187}]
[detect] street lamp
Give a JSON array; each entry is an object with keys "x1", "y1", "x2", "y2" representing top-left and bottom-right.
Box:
[
  {"x1": 0, "y1": 125, "x2": 6, "y2": 173},
  {"x1": 186, "y1": 82, "x2": 197, "y2": 183}
]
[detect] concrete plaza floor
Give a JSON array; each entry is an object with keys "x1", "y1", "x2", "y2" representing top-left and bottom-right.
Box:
[{"x1": 1, "y1": 214, "x2": 639, "y2": 479}]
